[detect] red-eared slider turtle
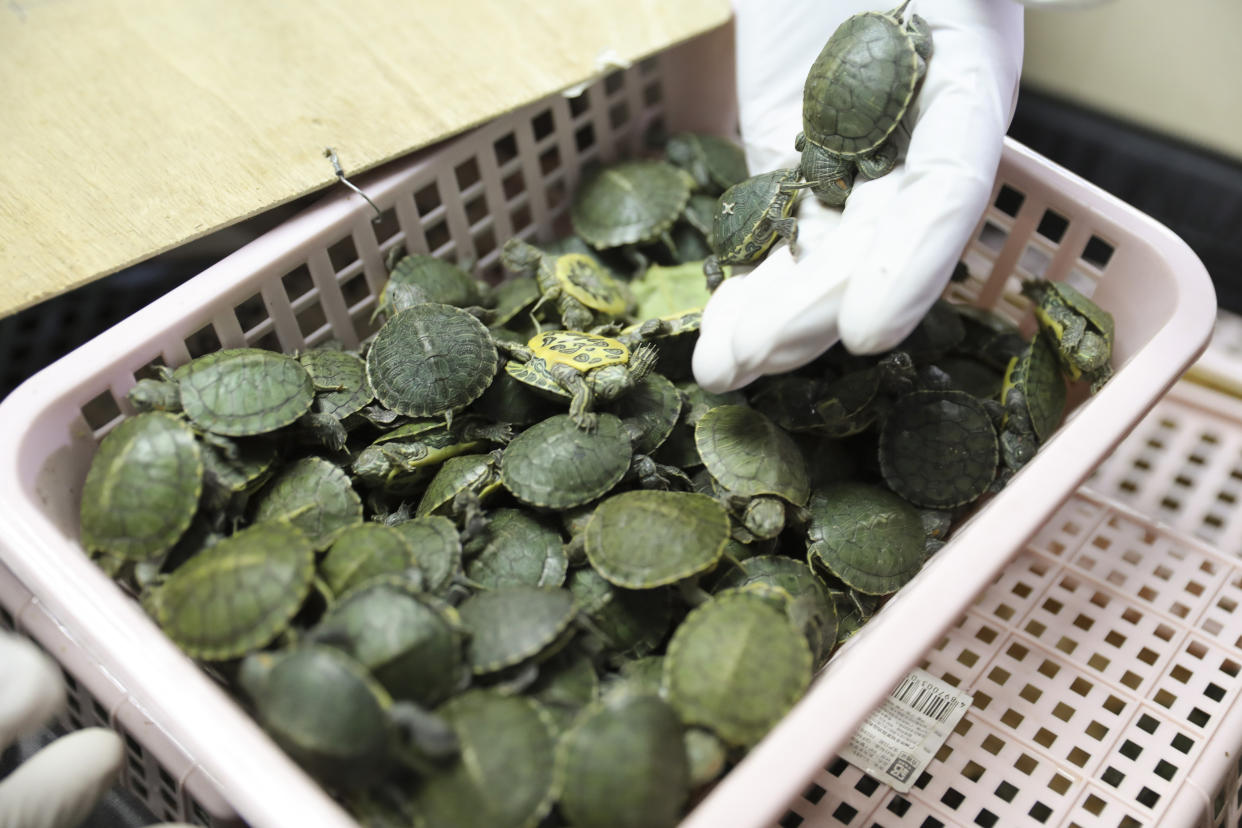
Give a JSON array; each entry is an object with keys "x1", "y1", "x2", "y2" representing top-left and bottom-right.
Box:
[
  {"x1": 878, "y1": 389, "x2": 1000, "y2": 508},
  {"x1": 463, "y1": 507, "x2": 568, "y2": 589},
  {"x1": 815, "y1": 351, "x2": 916, "y2": 437},
  {"x1": 703, "y1": 168, "x2": 806, "y2": 291},
  {"x1": 999, "y1": 332, "x2": 1067, "y2": 471},
  {"x1": 571, "y1": 160, "x2": 692, "y2": 252},
  {"x1": 410, "y1": 690, "x2": 557, "y2": 828},
  {"x1": 805, "y1": 483, "x2": 927, "y2": 597},
  {"x1": 80, "y1": 412, "x2": 203, "y2": 561},
  {"x1": 663, "y1": 589, "x2": 812, "y2": 747},
  {"x1": 251, "y1": 455, "x2": 364, "y2": 548},
  {"x1": 352, "y1": 417, "x2": 505, "y2": 496},
  {"x1": 319, "y1": 522, "x2": 419, "y2": 597},
  {"x1": 501, "y1": 238, "x2": 628, "y2": 331},
  {"x1": 366, "y1": 303, "x2": 498, "y2": 420},
  {"x1": 695, "y1": 404, "x2": 811, "y2": 540},
  {"x1": 455, "y1": 586, "x2": 577, "y2": 676},
  {"x1": 298, "y1": 347, "x2": 374, "y2": 451},
  {"x1": 585, "y1": 490, "x2": 729, "y2": 590},
  {"x1": 555, "y1": 691, "x2": 690, "y2": 828},
  {"x1": 199, "y1": 436, "x2": 277, "y2": 520},
  {"x1": 1021, "y1": 278, "x2": 1115, "y2": 391},
  {"x1": 390, "y1": 514, "x2": 463, "y2": 595},
  {"x1": 148, "y1": 520, "x2": 315, "y2": 660},
  {"x1": 798, "y1": 0, "x2": 932, "y2": 205},
  {"x1": 607, "y1": 372, "x2": 683, "y2": 456},
  {"x1": 502, "y1": 331, "x2": 658, "y2": 431},
  {"x1": 567, "y1": 568, "x2": 674, "y2": 662},
  {"x1": 712, "y1": 555, "x2": 839, "y2": 666},
  {"x1": 375, "y1": 253, "x2": 485, "y2": 320},
  {"x1": 313, "y1": 577, "x2": 466, "y2": 707},
  {"x1": 665, "y1": 132, "x2": 748, "y2": 195},
  {"x1": 171, "y1": 348, "x2": 317, "y2": 437},
  {"x1": 414, "y1": 451, "x2": 505, "y2": 531},
  {"x1": 239, "y1": 644, "x2": 456, "y2": 787},
  {"x1": 501, "y1": 414, "x2": 632, "y2": 510}
]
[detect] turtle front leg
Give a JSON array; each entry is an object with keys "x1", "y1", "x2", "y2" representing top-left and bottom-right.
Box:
[
  {"x1": 550, "y1": 364, "x2": 597, "y2": 431},
  {"x1": 495, "y1": 339, "x2": 534, "y2": 363},
  {"x1": 557, "y1": 295, "x2": 595, "y2": 332},
  {"x1": 703, "y1": 255, "x2": 725, "y2": 292},
  {"x1": 857, "y1": 142, "x2": 898, "y2": 181},
  {"x1": 765, "y1": 209, "x2": 799, "y2": 258}
]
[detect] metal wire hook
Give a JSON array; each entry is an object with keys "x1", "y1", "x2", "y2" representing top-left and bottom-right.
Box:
[{"x1": 324, "y1": 147, "x2": 382, "y2": 223}]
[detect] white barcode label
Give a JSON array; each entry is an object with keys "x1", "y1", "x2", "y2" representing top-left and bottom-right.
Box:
[{"x1": 838, "y1": 668, "x2": 973, "y2": 793}]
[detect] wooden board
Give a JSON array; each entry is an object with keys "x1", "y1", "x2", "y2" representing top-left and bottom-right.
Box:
[{"x1": 0, "y1": 0, "x2": 731, "y2": 319}]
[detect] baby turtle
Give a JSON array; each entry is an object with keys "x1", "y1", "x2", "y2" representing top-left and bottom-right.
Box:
[
  {"x1": 665, "y1": 132, "x2": 749, "y2": 195},
  {"x1": 501, "y1": 238, "x2": 628, "y2": 331},
  {"x1": 1021, "y1": 278, "x2": 1115, "y2": 391},
  {"x1": 664, "y1": 589, "x2": 812, "y2": 747},
  {"x1": 608, "y1": 372, "x2": 684, "y2": 456},
  {"x1": 712, "y1": 555, "x2": 839, "y2": 666},
  {"x1": 501, "y1": 414, "x2": 632, "y2": 510},
  {"x1": 555, "y1": 691, "x2": 690, "y2": 828},
  {"x1": 571, "y1": 160, "x2": 692, "y2": 251},
  {"x1": 455, "y1": 585, "x2": 577, "y2": 676},
  {"x1": 999, "y1": 332, "x2": 1067, "y2": 470},
  {"x1": 374, "y1": 253, "x2": 485, "y2": 320},
  {"x1": 410, "y1": 690, "x2": 557, "y2": 828},
  {"x1": 878, "y1": 389, "x2": 999, "y2": 509},
  {"x1": 805, "y1": 483, "x2": 927, "y2": 597},
  {"x1": 703, "y1": 168, "x2": 805, "y2": 291},
  {"x1": 414, "y1": 451, "x2": 505, "y2": 530},
  {"x1": 313, "y1": 577, "x2": 466, "y2": 707},
  {"x1": 366, "y1": 303, "x2": 498, "y2": 420},
  {"x1": 239, "y1": 644, "x2": 456, "y2": 787},
  {"x1": 463, "y1": 507, "x2": 568, "y2": 589},
  {"x1": 585, "y1": 490, "x2": 729, "y2": 590},
  {"x1": 389, "y1": 514, "x2": 463, "y2": 595},
  {"x1": 178, "y1": 348, "x2": 319, "y2": 437},
  {"x1": 149, "y1": 520, "x2": 315, "y2": 660},
  {"x1": 80, "y1": 411, "x2": 203, "y2": 561},
  {"x1": 502, "y1": 331, "x2": 658, "y2": 431},
  {"x1": 695, "y1": 404, "x2": 811, "y2": 539},
  {"x1": 318, "y1": 522, "x2": 419, "y2": 597},
  {"x1": 298, "y1": 347, "x2": 374, "y2": 450},
  {"x1": 568, "y1": 568, "x2": 674, "y2": 662},
  {"x1": 798, "y1": 0, "x2": 932, "y2": 205},
  {"x1": 251, "y1": 455, "x2": 364, "y2": 549}
]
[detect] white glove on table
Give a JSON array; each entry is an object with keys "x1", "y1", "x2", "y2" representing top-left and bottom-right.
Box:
[{"x1": 693, "y1": 0, "x2": 1025, "y2": 392}]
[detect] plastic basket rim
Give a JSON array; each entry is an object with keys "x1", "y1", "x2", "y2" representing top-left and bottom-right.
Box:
[{"x1": 0, "y1": 133, "x2": 1218, "y2": 828}]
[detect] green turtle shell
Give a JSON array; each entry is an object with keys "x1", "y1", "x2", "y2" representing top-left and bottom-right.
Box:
[
  {"x1": 805, "y1": 482, "x2": 926, "y2": 595},
  {"x1": 251, "y1": 455, "x2": 364, "y2": 548},
  {"x1": 366, "y1": 304, "x2": 498, "y2": 418},
  {"x1": 711, "y1": 169, "x2": 801, "y2": 265},
  {"x1": 464, "y1": 507, "x2": 568, "y2": 588},
  {"x1": 79, "y1": 411, "x2": 203, "y2": 561},
  {"x1": 300, "y1": 347, "x2": 373, "y2": 420},
  {"x1": 155, "y1": 520, "x2": 315, "y2": 660},
  {"x1": 666, "y1": 132, "x2": 749, "y2": 194},
  {"x1": 571, "y1": 160, "x2": 692, "y2": 249},
  {"x1": 1003, "y1": 332, "x2": 1066, "y2": 442},
  {"x1": 456, "y1": 586, "x2": 577, "y2": 675},
  {"x1": 501, "y1": 414, "x2": 632, "y2": 510},
  {"x1": 380, "y1": 254, "x2": 483, "y2": 314},
  {"x1": 879, "y1": 389, "x2": 999, "y2": 508},
  {"x1": 695, "y1": 404, "x2": 810, "y2": 505},
  {"x1": 802, "y1": 8, "x2": 927, "y2": 156},
  {"x1": 174, "y1": 348, "x2": 315, "y2": 437},
  {"x1": 585, "y1": 490, "x2": 729, "y2": 589}
]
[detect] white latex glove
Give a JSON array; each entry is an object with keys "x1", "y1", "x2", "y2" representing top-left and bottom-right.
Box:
[
  {"x1": 693, "y1": 0, "x2": 1025, "y2": 392},
  {"x1": 0, "y1": 631, "x2": 124, "y2": 828}
]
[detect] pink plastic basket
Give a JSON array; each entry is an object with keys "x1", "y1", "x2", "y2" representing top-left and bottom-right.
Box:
[{"x1": 0, "y1": 24, "x2": 1216, "y2": 828}]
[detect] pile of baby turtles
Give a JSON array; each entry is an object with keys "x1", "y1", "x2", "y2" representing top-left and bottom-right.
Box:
[{"x1": 77, "y1": 127, "x2": 1114, "y2": 826}]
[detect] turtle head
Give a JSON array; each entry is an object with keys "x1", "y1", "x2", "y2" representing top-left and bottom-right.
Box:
[
  {"x1": 127, "y1": 378, "x2": 181, "y2": 413},
  {"x1": 665, "y1": 134, "x2": 694, "y2": 167},
  {"x1": 352, "y1": 445, "x2": 395, "y2": 484},
  {"x1": 741, "y1": 496, "x2": 786, "y2": 540},
  {"x1": 500, "y1": 237, "x2": 543, "y2": 274}
]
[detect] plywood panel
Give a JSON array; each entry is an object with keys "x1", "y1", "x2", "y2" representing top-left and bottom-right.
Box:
[{"x1": 0, "y1": 0, "x2": 731, "y2": 318}]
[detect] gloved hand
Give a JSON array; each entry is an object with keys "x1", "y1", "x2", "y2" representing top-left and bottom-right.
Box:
[
  {"x1": 1, "y1": 631, "x2": 124, "y2": 828},
  {"x1": 692, "y1": 0, "x2": 1025, "y2": 392}
]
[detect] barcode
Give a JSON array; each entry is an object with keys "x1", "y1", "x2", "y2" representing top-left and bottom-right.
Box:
[{"x1": 891, "y1": 675, "x2": 963, "y2": 723}]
